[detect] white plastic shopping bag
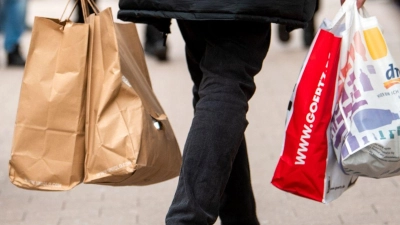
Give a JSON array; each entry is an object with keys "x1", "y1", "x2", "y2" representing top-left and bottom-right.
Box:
[
  {"x1": 271, "y1": 1, "x2": 359, "y2": 203},
  {"x1": 331, "y1": 0, "x2": 400, "y2": 178}
]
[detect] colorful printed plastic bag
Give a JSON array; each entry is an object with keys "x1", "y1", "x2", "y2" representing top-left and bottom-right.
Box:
[{"x1": 331, "y1": 1, "x2": 400, "y2": 178}]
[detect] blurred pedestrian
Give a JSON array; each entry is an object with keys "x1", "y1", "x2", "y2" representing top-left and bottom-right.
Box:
[
  {"x1": 395, "y1": 0, "x2": 400, "y2": 7},
  {"x1": 0, "y1": 0, "x2": 27, "y2": 67},
  {"x1": 117, "y1": 0, "x2": 366, "y2": 224},
  {"x1": 144, "y1": 24, "x2": 168, "y2": 61},
  {"x1": 278, "y1": 0, "x2": 320, "y2": 47}
]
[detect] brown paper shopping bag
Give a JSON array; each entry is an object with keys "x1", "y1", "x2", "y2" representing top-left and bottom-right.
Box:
[
  {"x1": 84, "y1": 7, "x2": 182, "y2": 186},
  {"x1": 9, "y1": 13, "x2": 89, "y2": 190}
]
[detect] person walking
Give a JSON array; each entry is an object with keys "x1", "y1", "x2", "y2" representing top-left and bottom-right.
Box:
[
  {"x1": 144, "y1": 24, "x2": 168, "y2": 61},
  {"x1": 0, "y1": 0, "x2": 27, "y2": 67},
  {"x1": 278, "y1": 0, "x2": 320, "y2": 47},
  {"x1": 117, "y1": 0, "x2": 367, "y2": 224}
]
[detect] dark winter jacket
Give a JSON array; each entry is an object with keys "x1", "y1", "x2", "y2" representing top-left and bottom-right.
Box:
[{"x1": 117, "y1": 0, "x2": 318, "y2": 33}]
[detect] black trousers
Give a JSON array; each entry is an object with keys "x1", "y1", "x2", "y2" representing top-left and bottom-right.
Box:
[{"x1": 166, "y1": 20, "x2": 271, "y2": 225}]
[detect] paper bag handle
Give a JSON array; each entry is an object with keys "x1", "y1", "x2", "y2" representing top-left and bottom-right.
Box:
[
  {"x1": 60, "y1": 0, "x2": 100, "y2": 22},
  {"x1": 87, "y1": 0, "x2": 100, "y2": 14},
  {"x1": 80, "y1": 0, "x2": 100, "y2": 17}
]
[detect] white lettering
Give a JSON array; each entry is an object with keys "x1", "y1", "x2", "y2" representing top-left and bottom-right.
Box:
[
  {"x1": 96, "y1": 161, "x2": 133, "y2": 178},
  {"x1": 295, "y1": 70, "x2": 327, "y2": 165},
  {"x1": 24, "y1": 179, "x2": 62, "y2": 188},
  {"x1": 306, "y1": 112, "x2": 315, "y2": 123},
  {"x1": 295, "y1": 124, "x2": 312, "y2": 165}
]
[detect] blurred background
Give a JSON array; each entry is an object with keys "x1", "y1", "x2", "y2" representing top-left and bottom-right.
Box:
[{"x1": 1, "y1": 0, "x2": 400, "y2": 224}]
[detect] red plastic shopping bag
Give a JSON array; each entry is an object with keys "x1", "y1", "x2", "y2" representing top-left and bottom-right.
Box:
[{"x1": 271, "y1": 8, "x2": 358, "y2": 202}]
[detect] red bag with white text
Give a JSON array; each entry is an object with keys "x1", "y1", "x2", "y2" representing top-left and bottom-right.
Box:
[{"x1": 271, "y1": 2, "x2": 358, "y2": 203}]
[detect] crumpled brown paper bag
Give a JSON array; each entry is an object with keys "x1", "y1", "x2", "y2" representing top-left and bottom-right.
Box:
[
  {"x1": 84, "y1": 8, "x2": 182, "y2": 186},
  {"x1": 9, "y1": 16, "x2": 89, "y2": 190}
]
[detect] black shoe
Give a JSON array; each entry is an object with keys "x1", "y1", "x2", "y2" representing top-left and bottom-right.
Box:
[
  {"x1": 278, "y1": 24, "x2": 290, "y2": 43},
  {"x1": 7, "y1": 44, "x2": 26, "y2": 67}
]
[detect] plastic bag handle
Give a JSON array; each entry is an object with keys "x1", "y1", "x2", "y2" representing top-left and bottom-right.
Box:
[
  {"x1": 327, "y1": 0, "x2": 368, "y2": 33},
  {"x1": 329, "y1": 0, "x2": 357, "y2": 28}
]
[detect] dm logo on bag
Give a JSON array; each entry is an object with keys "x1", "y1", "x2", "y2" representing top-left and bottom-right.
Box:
[
  {"x1": 341, "y1": 29, "x2": 399, "y2": 90},
  {"x1": 362, "y1": 27, "x2": 400, "y2": 89},
  {"x1": 384, "y1": 64, "x2": 400, "y2": 89}
]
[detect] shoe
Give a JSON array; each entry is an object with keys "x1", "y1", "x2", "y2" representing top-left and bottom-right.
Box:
[
  {"x1": 278, "y1": 24, "x2": 290, "y2": 42},
  {"x1": 145, "y1": 40, "x2": 168, "y2": 61},
  {"x1": 7, "y1": 44, "x2": 26, "y2": 67}
]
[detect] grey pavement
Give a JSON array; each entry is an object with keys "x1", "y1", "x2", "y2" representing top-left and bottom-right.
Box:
[{"x1": 1, "y1": 0, "x2": 400, "y2": 224}]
